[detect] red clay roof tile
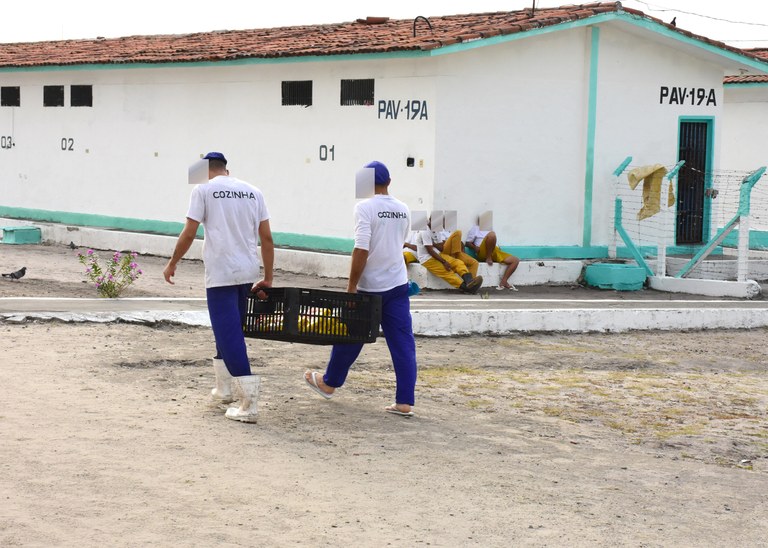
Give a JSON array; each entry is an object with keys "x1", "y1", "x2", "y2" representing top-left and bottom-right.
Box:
[
  {"x1": 725, "y1": 49, "x2": 768, "y2": 84},
  {"x1": 0, "y1": 2, "x2": 765, "y2": 69}
]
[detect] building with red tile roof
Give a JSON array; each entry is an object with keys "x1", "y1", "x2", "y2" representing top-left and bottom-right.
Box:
[
  {"x1": 722, "y1": 47, "x2": 768, "y2": 207},
  {"x1": 1, "y1": 2, "x2": 767, "y2": 261}
]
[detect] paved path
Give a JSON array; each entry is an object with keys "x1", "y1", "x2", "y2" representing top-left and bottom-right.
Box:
[{"x1": 3, "y1": 287, "x2": 768, "y2": 334}]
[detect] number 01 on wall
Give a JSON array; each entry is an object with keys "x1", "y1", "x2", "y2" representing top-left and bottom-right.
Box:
[{"x1": 319, "y1": 144, "x2": 334, "y2": 161}]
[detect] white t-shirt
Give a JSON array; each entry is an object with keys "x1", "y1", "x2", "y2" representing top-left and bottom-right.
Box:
[
  {"x1": 415, "y1": 230, "x2": 440, "y2": 264},
  {"x1": 353, "y1": 194, "x2": 410, "y2": 292},
  {"x1": 434, "y1": 229, "x2": 450, "y2": 243},
  {"x1": 466, "y1": 225, "x2": 489, "y2": 247},
  {"x1": 186, "y1": 175, "x2": 270, "y2": 288}
]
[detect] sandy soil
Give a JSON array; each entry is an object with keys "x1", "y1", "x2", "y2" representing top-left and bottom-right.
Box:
[{"x1": 1, "y1": 243, "x2": 767, "y2": 546}]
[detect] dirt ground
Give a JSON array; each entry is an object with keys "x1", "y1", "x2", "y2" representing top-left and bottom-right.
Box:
[{"x1": 1, "y1": 243, "x2": 767, "y2": 546}]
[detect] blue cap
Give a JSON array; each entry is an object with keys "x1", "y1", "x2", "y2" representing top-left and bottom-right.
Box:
[
  {"x1": 203, "y1": 152, "x2": 227, "y2": 164},
  {"x1": 364, "y1": 161, "x2": 390, "y2": 185}
]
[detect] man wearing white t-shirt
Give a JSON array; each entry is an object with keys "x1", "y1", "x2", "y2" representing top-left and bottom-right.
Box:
[
  {"x1": 163, "y1": 152, "x2": 274, "y2": 423},
  {"x1": 466, "y1": 223, "x2": 520, "y2": 291},
  {"x1": 416, "y1": 227, "x2": 483, "y2": 294},
  {"x1": 303, "y1": 161, "x2": 418, "y2": 417}
]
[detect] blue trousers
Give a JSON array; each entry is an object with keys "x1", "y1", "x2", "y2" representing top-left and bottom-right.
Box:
[
  {"x1": 207, "y1": 284, "x2": 252, "y2": 377},
  {"x1": 324, "y1": 283, "x2": 417, "y2": 406}
]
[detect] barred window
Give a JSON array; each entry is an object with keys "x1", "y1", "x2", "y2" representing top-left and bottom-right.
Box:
[
  {"x1": 282, "y1": 80, "x2": 312, "y2": 106},
  {"x1": 71, "y1": 85, "x2": 93, "y2": 107},
  {"x1": 43, "y1": 85, "x2": 65, "y2": 107},
  {"x1": 340, "y1": 79, "x2": 374, "y2": 106},
  {"x1": 1, "y1": 86, "x2": 20, "y2": 107}
]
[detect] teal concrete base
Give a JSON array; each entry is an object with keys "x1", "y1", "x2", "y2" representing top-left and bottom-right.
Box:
[
  {"x1": 1, "y1": 226, "x2": 41, "y2": 244},
  {"x1": 584, "y1": 263, "x2": 646, "y2": 291}
]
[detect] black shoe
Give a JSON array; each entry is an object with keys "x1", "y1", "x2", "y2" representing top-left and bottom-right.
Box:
[
  {"x1": 461, "y1": 273, "x2": 473, "y2": 285},
  {"x1": 464, "y1": 276, "x2": 484, "y2": 294}
]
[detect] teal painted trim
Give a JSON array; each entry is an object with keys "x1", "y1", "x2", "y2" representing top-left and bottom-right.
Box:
[
  {"x1": 667, "y1": 245, "x2": 723, "y2": 256},
  {"x1": 677, "y1": 117, "x2": 714, "y2": 243},
  {"x1": 722, "y1": 228, "x2": 768, "y2": 249},
  {"x1": 584, "y1": 263, "x2": 646, "y2": 291},
  {"x1": 3, "y1": 10, "x2": 766, "y2": 73},
  {"x1": 614, "y1": 198, "x2": 655, "y2": 276},
  {"x1": 615, "y1": 246, "x2": 657, "y2": 259},
  {"x1": 2, "y1": 16, "x2": 618, "y2": 73},
  {"x1": 613, "y1": 156, "x2": 632, "y2": 177},
  {"x1": 498, "y1": 245, "x2": 607, "y2": 260},
  {"x1": 272, "y1": 232, "x2": 353, "y2": 254},
  {"x1": 616, "y1": 245, "x2": 723, "y2": 258},
  {"x1": 617, "y1": 13, "x2": 768, "y2": 73},
  {"x1": 674, "y1": 219, "x2": 738, "y2": 278},
  {"x1": 737, "y1": 167, "x2": 766, "y2": 216},
  {"x1": 0, "y1": 206, "x2": 199, "y2": 237},
  {"x1": 666, "y1": 161, "x2": 685, "y2": 181},
  {"x1": 582, "y1": 26, "x2": 600, "y2": 248},
  {"x1": 724, "y1": 82, "x2": 768, "y2": 89},
  {"x1": 0, "y1": 207, "x2": 357, "y2": 253}
]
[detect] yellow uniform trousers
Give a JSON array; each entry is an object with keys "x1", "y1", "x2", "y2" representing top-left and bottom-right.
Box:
[
  {"x1": 477, "y1": 238, "x2": 513, "y2": 263},
  {"x1": 421, "y1": 254, "x2": 469, "y2": 288},
  {"x1": 442, "y1": 230, "x2": 478, "y2": 278}
]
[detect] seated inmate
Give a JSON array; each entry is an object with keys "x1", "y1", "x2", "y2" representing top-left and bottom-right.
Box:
[
  {"x1": 465, "y1": 225, "x2": 520, "y2": 291},
  {"x1": 416, "y1": 228, "x2": 483, "y2": 294},
  {"x1": 403, "y1": 230, "x2": 419, "y2": 265},
  {"x1": 437, "y1": 228, "x2": 479, "y2": 278}
]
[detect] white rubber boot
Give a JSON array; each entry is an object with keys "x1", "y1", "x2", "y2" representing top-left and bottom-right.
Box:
[
  {"x1": 225, "y1": 375, "x2": 260, "y2": 423},
  {"x1": 211, "y1": 358, "x2": 235, "y2": 404}
]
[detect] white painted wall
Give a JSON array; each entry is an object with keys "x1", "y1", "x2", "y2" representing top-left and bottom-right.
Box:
[
  {"x1": 722, "y1": 86, "x2": 768, "y2": 171},
  {"x1": 0, "y1": 20, "x2": 753, "y2": 253},
  {"x1": 434, "y1": 28, "x2": 590, "y2": 246},
  {"x1": 594, "y1": 24, "x2": 726, "y2": 248},
  {"x1": 721, "y1": 85, "x2": 768, "y2": 232},
  {"x1": 0, "y1": 59, "x2": 438, "y2": 241}
]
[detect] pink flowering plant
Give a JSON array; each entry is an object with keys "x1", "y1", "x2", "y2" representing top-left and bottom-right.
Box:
[{"x1": 77, "y1": 249, "x2": 143, "y2": 298}]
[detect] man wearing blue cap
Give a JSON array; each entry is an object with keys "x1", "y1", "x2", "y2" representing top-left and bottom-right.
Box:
[
  {"x1": 303, "y1": 161, "x2": 418, "y2": 417},
  {"x1": 163, "y1": 152, "x2": 274, "y2": 423}
]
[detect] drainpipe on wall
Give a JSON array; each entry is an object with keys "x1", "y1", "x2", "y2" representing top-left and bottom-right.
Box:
[{"x1": 582, "y1": 25, "x2": 600, "y2": 248}]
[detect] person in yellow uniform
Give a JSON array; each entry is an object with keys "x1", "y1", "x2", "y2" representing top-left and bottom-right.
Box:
[{"x1": 465, "y1": 224, "x2": 519, "y2": 291}]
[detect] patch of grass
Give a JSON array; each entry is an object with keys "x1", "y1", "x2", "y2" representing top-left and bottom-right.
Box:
[
  {"x1": 604, "y1": 420, "x2": 637, "y2": 434},
  {"x1": 526, "y1": 385, "x2": 566, "y2": 396},
  {"x1": 467, "y1": 399, "x2": 494, "y2": 409},
  {"x1": 542, "y1": 406, "x2": 567, "y2": 418},
  {"x1": 652, "y1": 423, "x2": 707, "y2": 440},
  {"x1": 505, "y1": 371, "x2": 536, "y2": 383},
  {"x1": 710, "y1": 411, "x2": 760, "y2": 420}
]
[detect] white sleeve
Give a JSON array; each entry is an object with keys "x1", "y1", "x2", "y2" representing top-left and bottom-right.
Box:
[
  {"x1": 353, "y1": 202, "x2": 372, "y2": 251},
  {"x1": 466, "y1": 225, "x2": 479, "y2": 245},
  {"x1": 186, "y1": 186, "x2": 205, "y2": 223}
]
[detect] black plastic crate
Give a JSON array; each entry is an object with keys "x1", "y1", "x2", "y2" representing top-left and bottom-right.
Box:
[{"x1": 243, "y1": 287, "x2": 382, "y2": 345}]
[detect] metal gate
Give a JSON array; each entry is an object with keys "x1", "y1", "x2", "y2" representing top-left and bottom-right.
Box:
[{"x1": 676, "y1": 121, "x2": 709, "y2": 244}]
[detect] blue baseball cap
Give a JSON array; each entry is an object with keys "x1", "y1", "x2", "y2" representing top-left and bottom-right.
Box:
[
  {"x1": 365, "y1": 161, "x2": 390, "y2": 185},
  {"x1": 203, "y1": 151, "x2": 227, "y2": 164}
]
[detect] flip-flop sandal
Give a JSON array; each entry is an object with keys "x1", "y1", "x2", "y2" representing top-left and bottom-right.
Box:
[
  {"x1": 304, "y1": 370, "x2": 333, "y2": 400},
  {"x1": 385, "y1": 404, "x2": 414, "y2": 417}
]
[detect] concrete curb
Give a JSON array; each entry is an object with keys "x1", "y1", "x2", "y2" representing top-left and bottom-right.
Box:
[{"x1": 5, "y1": 305, "x2": 768, "y2": 335}]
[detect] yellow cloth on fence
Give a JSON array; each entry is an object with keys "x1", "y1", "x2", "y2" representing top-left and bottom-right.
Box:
[{"x1": 627, "y1": 164, "x2": 674, "y2": 221}]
